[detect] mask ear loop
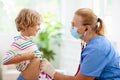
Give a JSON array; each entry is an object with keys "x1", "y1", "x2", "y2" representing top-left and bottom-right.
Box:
[{"x1": 81, "y1": 31, "x2": 87, "y2": 50}]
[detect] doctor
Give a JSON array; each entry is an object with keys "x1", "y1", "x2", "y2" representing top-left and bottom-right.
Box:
[{"x1": 41, "y1": 8, "x2": 120, "y2": 80}]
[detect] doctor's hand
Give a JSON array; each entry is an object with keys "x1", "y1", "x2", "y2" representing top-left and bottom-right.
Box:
[{"x1": 41, "y1": 59, "x2": 56, "y2": 79}]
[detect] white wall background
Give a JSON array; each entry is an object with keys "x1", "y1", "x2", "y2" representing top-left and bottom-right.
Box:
[{"x1": 111, "y1": 0, "x2": 120, "y2": 52}]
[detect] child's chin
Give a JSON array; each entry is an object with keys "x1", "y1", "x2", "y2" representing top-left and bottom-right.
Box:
[{"x1": 31, "y1": 34, "x2": 36, "y2": 36}]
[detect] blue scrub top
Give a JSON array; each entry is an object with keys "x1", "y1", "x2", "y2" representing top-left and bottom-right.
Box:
[{"x1": 80, "y1": 36, "x2": 120, "y2": 80}]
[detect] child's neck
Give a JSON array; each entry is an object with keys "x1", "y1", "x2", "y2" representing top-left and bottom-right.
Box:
[{"x1": 20, "y1": 32, "x2": 30, "y2": 37}]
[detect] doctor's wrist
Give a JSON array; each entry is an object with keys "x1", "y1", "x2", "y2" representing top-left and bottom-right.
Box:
[
  {"x1": 47, "y1": 70, "x2": 56, "y2": 79},
  {"x1": 51, "y1": 70, "x2": 56, "y2": 79}
]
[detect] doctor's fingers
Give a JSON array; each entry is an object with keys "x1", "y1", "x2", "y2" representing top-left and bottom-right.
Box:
[
  {"x1": 42, "y1": 58, "x2": 48, "y2": 62},
  {"x1": 41, "y1": 59, "x2": 48, "y2": 67},
  {"x1": 41, "y1": 58, "x2": 48, "y2": 64},
  {"x1": 41, "y1": 59, "x2": 51, "y2": 69}
]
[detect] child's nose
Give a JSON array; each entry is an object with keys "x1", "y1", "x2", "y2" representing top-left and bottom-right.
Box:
[{"x1": 38, "y1": 27, "x2": 40, "y2": 30}]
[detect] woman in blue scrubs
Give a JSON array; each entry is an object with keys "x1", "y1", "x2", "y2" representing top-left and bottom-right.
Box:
[{"x1": 41, "y1": 8, "x2": 120, "y2": 80}]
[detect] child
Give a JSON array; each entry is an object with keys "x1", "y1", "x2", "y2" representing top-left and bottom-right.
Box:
[{"x1": 2, "y1": 8, "x2": 50, "y2": 80}]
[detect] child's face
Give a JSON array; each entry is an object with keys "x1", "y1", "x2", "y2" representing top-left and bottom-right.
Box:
[
  {"x1": 32, "y1": 24, "x2": 40, "y2": 36},
  {"x1": 26, "y1": 24, "x2": 40, "y2": 36}
]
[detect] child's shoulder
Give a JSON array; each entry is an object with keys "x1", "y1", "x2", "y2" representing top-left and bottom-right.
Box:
[
  {"x1": 13, "y1": 35, "x2": 31, "y2": 43},
  {"x1": 11, "y1": 35, "x2": 33, "y2": 49},
  {"x1": 11, "y1": 35, "x2": 34, "y2": 51}
]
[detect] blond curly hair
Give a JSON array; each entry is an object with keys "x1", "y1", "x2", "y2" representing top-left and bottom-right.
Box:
[{"x1": 15, "y1": 8, "x2": 42, "y2": 31}]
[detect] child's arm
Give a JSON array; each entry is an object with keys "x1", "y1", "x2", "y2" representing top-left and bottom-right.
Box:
[{"x1": 3, "y1": 51, "x2": 37, "y2": 65}]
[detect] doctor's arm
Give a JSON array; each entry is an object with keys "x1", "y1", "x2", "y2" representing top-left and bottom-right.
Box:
[{"x1": 41, "y1": 59, "x2": 95, "y2": 80}]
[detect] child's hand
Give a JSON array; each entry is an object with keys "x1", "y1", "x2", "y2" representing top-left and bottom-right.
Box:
[{"x1": 22, "y1": 51, "x2": 37, "y2": 60}]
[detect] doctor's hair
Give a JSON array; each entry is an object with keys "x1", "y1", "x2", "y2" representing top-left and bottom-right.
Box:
[
  {"x1": 75, "y1": 8, "x2": 105, "y2": 36},
  {"x1": 15, "y1": 8, "x2": 42, "y2": 31}
]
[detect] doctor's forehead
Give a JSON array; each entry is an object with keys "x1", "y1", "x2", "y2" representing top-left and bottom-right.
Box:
[
  {"x1": 71, "y1": 17, "x2": 76, "y2": 24},
  {"x1": 71, "y1": 18, "x2": 78, "y2": 25}
]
